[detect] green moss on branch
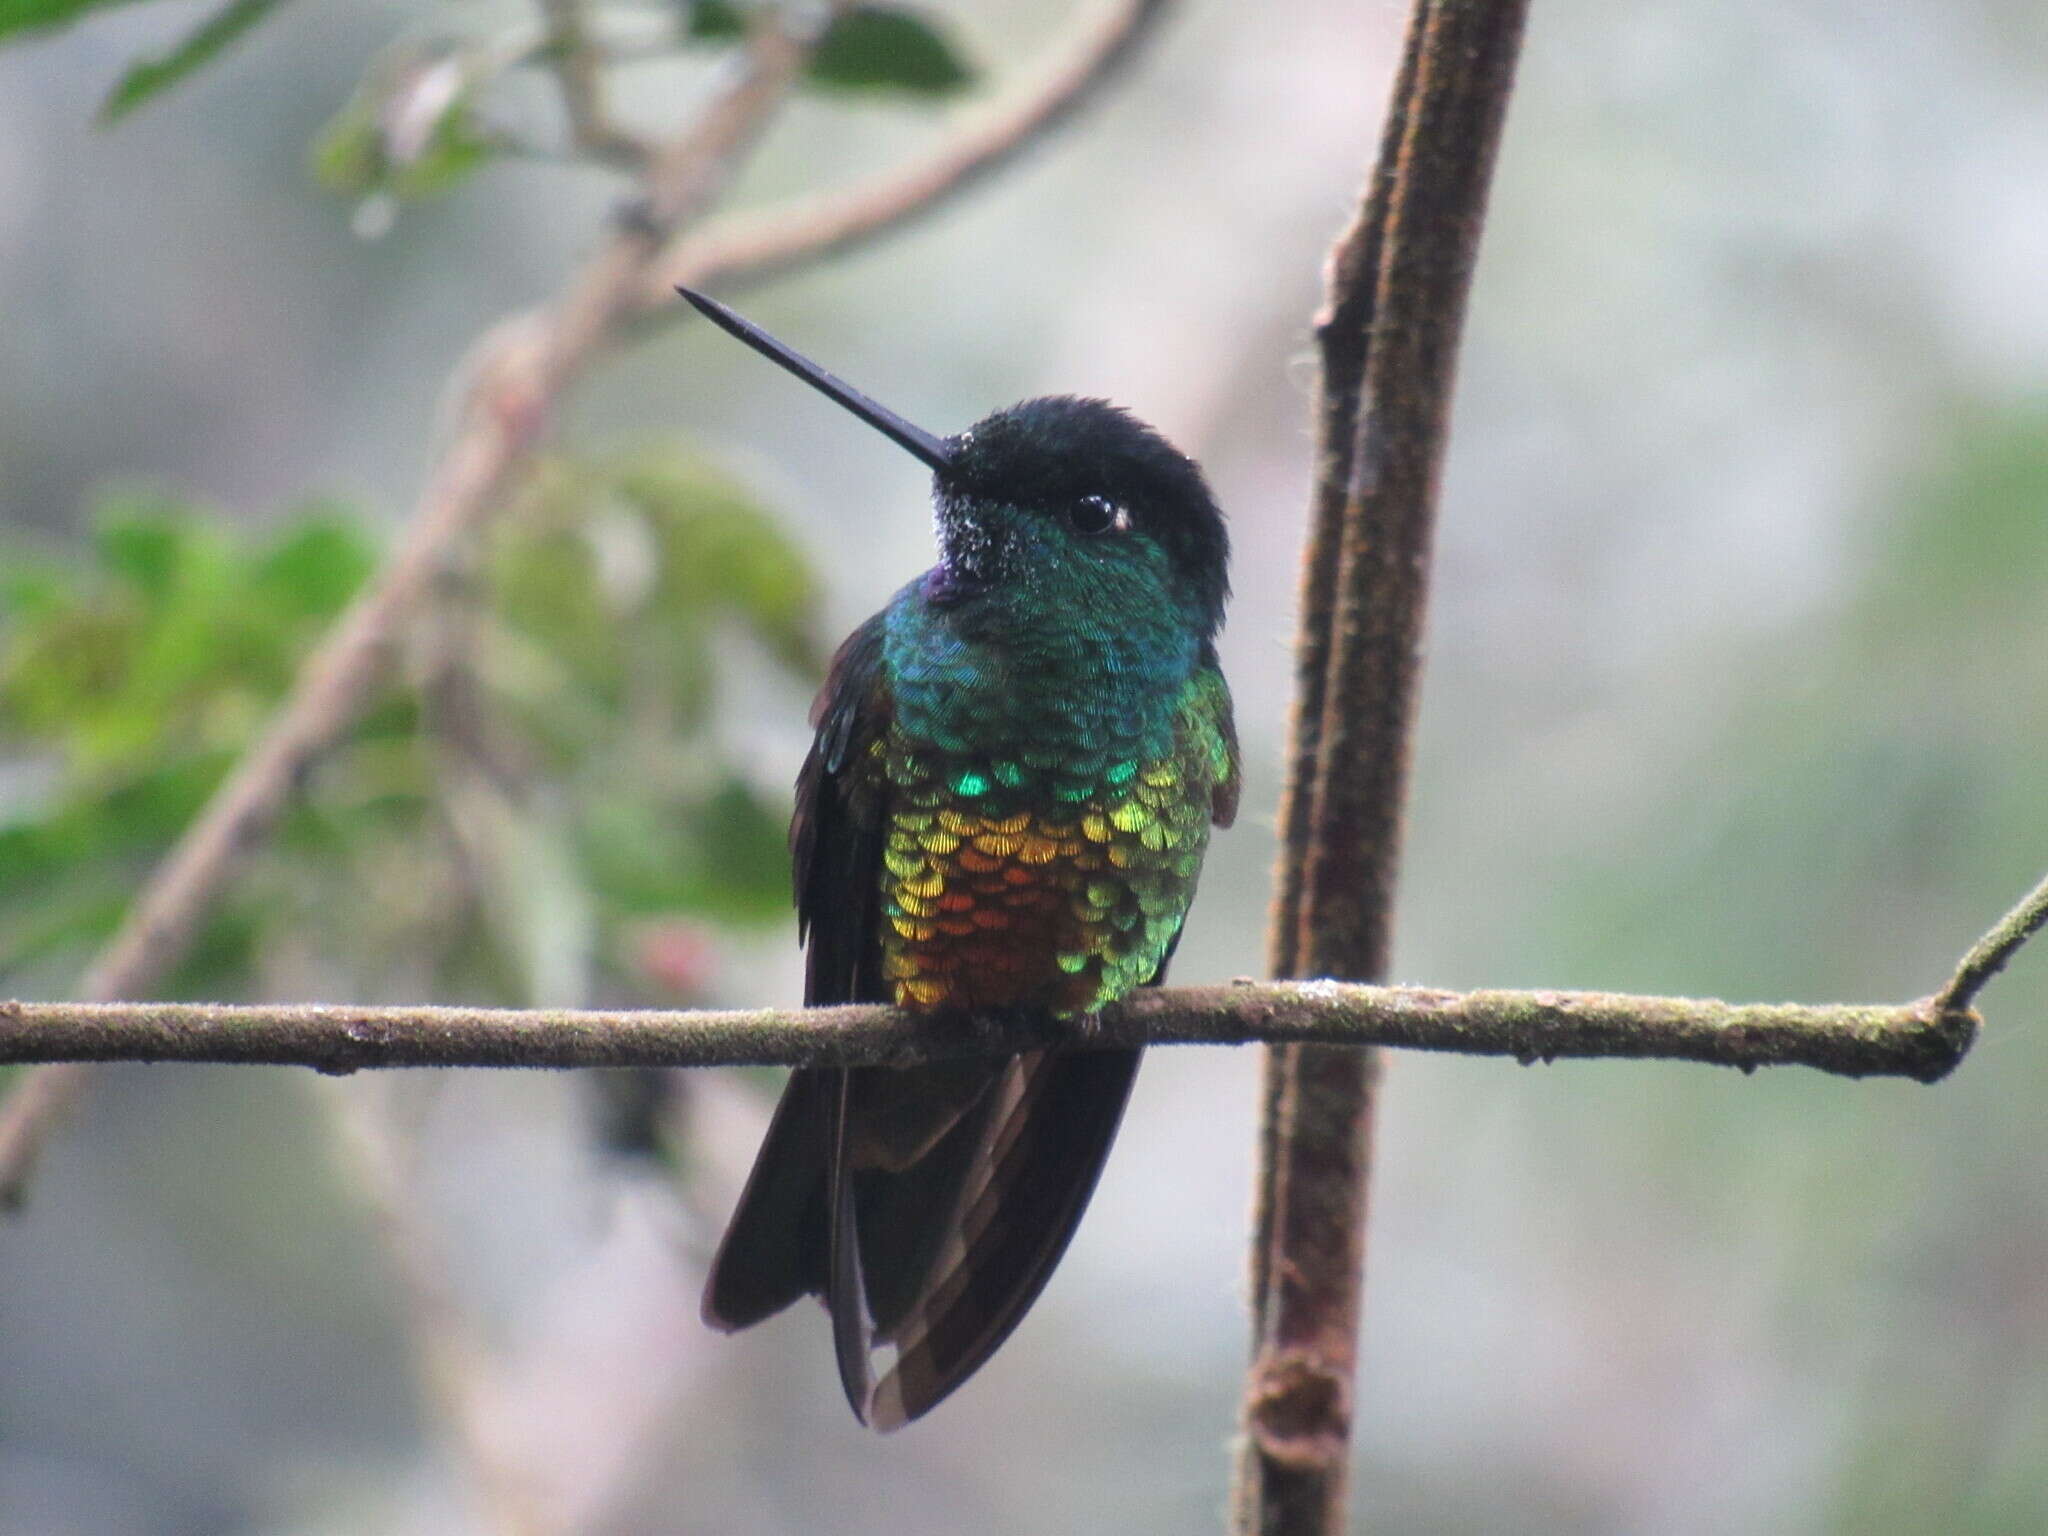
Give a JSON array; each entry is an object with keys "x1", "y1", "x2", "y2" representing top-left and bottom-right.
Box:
[{"x1": 0, "y1": 983, "x2": 1975, "y2": 1082}]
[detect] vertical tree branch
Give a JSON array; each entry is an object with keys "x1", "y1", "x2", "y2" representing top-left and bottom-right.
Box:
[
  {"x1": 1264, "y1": 6, "x2": 1427, "y2": 985},
  {"x1": 1235, "y1": 4, "x2": 1531, "y2": 1532},
  {"x1": 1249, "y1": 5, "x2": 1428, "y2": 1319}
]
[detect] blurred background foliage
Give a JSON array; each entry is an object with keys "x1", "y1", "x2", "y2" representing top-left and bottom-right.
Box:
[
  {"x1": 3, "y1": 1, "x2": 2048, "y2": 1534},
  {"x1": 0, "y1": 449, "x2": 819, "y2": 1014}
]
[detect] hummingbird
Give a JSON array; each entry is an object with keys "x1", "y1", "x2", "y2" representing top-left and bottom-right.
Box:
[{"x1": 680, "y1": 286, "x2": 1238, "y2": 1429}]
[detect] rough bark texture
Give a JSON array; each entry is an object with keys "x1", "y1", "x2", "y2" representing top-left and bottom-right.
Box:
[
  {"x1": 1236, "y1": 3, "x2": 1533, "y2": 1531},
  {"x1": 0, "y1": 986, "x2": 1975, "y2": 1080}
]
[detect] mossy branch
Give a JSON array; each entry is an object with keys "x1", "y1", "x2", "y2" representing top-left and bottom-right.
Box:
[
  {"x1": 0, "y1": 982, "x2": 1979, "y2": 1082},
  {"x1": 1940, "y1": 867, "x2": 2048, "y2": 1016}
]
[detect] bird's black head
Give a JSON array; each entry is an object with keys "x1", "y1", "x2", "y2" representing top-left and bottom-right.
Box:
[
  {"x1": 677, "y1": 285, "x2": 1229, "y2": 637},
  {"x1": 935, "y1": 396, "x2": 1229, "y2": 637}
]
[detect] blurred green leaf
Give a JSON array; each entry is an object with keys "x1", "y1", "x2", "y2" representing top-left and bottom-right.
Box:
[
  {"x1": 444, "y1": 775, "x2": 595, "y2": 1007},
  {"x1": 0, "y1": 495, "x2": 376, "y2": 776},
  {"x1": 309, "y1": 101, "x2": 385, "y2": 196},
  {"x1": 577, "y1": 797, "x2": 700, "y2": 915},
  {"x1": 0, "y1": 451, "x2": 814, "y2": 1006},
  {"x1": 693, "y1": 775, "x2": 793, "y2": 918},
  {"x1": 0, "y1": 752, "x2": 235, "y2": 988},
  {"x1": 491, "y1": 524, "x2": 611, "y2": 677},
  {"x1": 98, "y1": 0, "x2": 289, "y2": 123},
  {"x1": 248, "y1": 507, "x2": 377, "y2": 618},
  {"x1": 576, "y1": 774, "x2": 788, "y2": 925},
  {"x1": 0, "y1": 884, "x2": 132, "y2": 981},
  {"x1": 393, "y1": 108, "x2": 494, "y2": 200},
  {"x1": 95, "y1": 491, "x2": 203, "y2": 596},
  {"x1": 684, "y1": 2, "x2": 975, "y2": 99},
  {"x1": 0, "y1": 562, "x2": 68, "y2": 622},
  {"x1": 0, "y1": 0, "x2": 145, "y2": 43},
  {"x1": 0, "y1": 753, "x2": 234, "y2": 897},
  {"x1": 613, "y1": 448, "x2": 823, "y2": 674},
  {"x1": 685, "y1": 0, "x2": 744, "y2": 41},
  {"x1": 810, "y1": 6, "x2": 975, "y2": 97},
  {"x1": 164, "y1": 903, "x2": 262, "y2": 997},
  {"x1": 0, "y1": 496, "x2": 388, "y2": 989},
  {"x1": 311, "y1": 59, "x2": 496, "y2": 204}
]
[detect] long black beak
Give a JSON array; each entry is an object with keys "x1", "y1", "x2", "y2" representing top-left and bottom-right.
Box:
[{"x1": 677, "y1": 286, "x2": 955, "y2": 474}]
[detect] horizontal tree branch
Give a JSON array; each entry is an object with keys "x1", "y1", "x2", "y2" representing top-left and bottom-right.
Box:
[{"x1": 0, "y1": 984, "x2": 1975, "y2": 1082}]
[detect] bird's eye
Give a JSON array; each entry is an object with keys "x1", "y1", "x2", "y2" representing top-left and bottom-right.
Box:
[{"x1": 1067, "y1": 495, "x2": 1130, "y2": 536}]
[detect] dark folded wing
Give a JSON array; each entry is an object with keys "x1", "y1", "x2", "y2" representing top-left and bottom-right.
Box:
[
  {"x1": 793, "y1": 614, "x2": 893, "y2": 1005},
  {"x1": 701, "y1": 615, "x2": 892, "y2": 1333},
  {"x1": 865, "y1": 1045, "x2": 1142, "y2": 1431}
]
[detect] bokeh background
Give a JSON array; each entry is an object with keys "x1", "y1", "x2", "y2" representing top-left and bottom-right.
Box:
[{"x1": 4, "y1": 1, "x2": 2048, "y2": 1532}]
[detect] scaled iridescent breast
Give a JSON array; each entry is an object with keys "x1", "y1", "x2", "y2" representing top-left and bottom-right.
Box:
[{"x1": 877, "y1": 670, "x2": 1233, "y2": 1014}]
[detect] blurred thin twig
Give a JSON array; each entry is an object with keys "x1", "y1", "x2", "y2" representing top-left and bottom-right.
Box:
[
  {"x1": 1940, "y1": 867, "x2": 2048, "y2": 1016},
  {"x1": 642, "y1": 0, "x2": 1175, "y2": 305},
  {"x1": 539, "y1": 0, "x2": 652, "y2": 170}
]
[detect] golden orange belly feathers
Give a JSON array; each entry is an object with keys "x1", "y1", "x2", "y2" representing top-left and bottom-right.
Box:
[{"x1": 872, "y1": 730, "x2": 1218, "y2": 1016}]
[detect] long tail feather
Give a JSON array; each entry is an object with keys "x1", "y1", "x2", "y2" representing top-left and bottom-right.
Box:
[
  {"x1": 867, "y1": 1047, "x2": 1142, "y2": 1430},
  {"x1": 705, "y1": 1047, "x2": 1142, "y2": 1430},
  {"x1": 701, "y1": 1068, "x2": 834, "y2": 1332}
]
